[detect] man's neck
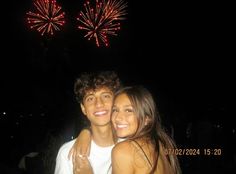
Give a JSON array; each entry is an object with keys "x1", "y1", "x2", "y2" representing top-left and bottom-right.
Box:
[{"x1": 91, "y1": 124, "x2": 115, "y2": 147}]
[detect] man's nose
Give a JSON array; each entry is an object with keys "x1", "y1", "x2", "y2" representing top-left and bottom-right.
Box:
[{"x1": 95, "y1": 97, "x2": 104, "y2": 107}]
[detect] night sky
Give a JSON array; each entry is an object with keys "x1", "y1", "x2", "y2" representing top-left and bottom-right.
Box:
[
  {"x1": 1, "y1": 0, "x2": 233, "y2": 121},
  {"x1": 0, "y1": 0, "x2": 234, "y2": 172}
]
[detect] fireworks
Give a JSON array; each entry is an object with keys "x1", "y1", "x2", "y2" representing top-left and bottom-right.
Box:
[
  {"x1": 77, "y1": 0, "x2": 128, "y2": 47},
  {"x1": 26, "y1": 0, "x2": 65, "y2": 36}
]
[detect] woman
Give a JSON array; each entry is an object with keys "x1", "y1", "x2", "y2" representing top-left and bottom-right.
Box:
[{"x1": 71, "y1": 86, "x2": 181, "y2": 174}]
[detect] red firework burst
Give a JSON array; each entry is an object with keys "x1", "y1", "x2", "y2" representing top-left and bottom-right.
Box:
[
  {"x1": 77, "y1": 0, "x2": 128, "y2": 47},
  {"x1": 26, "y1": 0, "x2": 65, "y2": 36}
]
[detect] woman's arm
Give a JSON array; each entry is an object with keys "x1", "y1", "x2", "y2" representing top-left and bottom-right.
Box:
[
  {"x1": 73, "y1": 156, "x2": 93, "y2": 174},
  {"x1": 68, "y1": 128, "x2": 92, "y2": 174},
  {"x1": 68, "y1": 128, "x2": 92, "y2": 159}
]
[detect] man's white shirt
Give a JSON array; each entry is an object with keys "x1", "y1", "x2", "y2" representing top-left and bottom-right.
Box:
[{"x1": 54, "y1": 139, "x2": 114, "y2": 174}]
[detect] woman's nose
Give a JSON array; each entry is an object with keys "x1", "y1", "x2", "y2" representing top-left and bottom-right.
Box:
[{"x1": 115, "y1": 111, "x2": 124, "y2": 121}]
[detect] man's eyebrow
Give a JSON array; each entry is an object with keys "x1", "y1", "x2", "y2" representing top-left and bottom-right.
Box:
[
  {"x1": 101, "y1": 92, "x2": 113, "y2": 95},
  {"x1": 83, "y1": 93, "x2": 94, "y2": 100}
]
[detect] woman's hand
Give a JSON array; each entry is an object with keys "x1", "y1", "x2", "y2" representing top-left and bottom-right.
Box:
[
  {"x1": 73, "y1": 156, "x2": 93, "y2": 174},
  {"x1": 68, "y1": 128, "x2": 92, "y2": 173}
]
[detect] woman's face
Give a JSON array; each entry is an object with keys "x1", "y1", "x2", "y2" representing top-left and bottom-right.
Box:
[{"x1": 112, "y1": 93, "x2": 138, "y2": 138}]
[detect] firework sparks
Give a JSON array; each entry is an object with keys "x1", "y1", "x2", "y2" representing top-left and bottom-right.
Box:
[
  {"x1": 77, "y1": 0, "x2": 128, "y2": 47},
  {"x1": 26, "y1": 0, "x2": 65, "y2": 36}
]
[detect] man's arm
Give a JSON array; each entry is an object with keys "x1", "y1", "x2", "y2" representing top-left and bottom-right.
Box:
[{"x1": 55, "y1": 141, "x2": 74, "y2": 174}]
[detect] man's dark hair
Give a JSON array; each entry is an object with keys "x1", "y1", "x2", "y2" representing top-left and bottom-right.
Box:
[{"x1": 74, "y1": 71, "x2": 121, "y2": 103}]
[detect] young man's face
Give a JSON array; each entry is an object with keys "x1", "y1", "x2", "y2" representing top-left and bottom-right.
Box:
[{"x1": 80, "y1": 87, "x2": 114, "y2": 127}]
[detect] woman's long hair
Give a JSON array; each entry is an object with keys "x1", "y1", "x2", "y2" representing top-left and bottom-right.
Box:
[{"x1": 114, "y1": 86, "x2": 181, "y2": 174}]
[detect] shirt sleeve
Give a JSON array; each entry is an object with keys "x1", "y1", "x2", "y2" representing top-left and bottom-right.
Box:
[{"x1": 54, "y1": 143, "x2": 73, "y2": 174}]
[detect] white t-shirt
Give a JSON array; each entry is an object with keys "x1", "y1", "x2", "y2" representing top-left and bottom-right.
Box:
[{"x1": 54, "y1": 139, "x2": 114, "y2": 174}]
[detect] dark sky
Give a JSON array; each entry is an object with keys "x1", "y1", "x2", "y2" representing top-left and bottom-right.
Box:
[{"x1": 0, "y1": 0, "x2": 233, "y2": 124}]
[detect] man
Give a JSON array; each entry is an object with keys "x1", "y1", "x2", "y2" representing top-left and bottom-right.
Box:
[{"x1": 54, "y1": 71, "x2": 121, "y2": 174}]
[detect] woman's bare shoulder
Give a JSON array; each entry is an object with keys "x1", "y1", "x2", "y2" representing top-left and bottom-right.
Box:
[
  {"x1": 111, "y1": 140, "x2": 135, "y2": 173},
  {"x1": 112, "y1": 140, "x2": 134, "y2": 155}
]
